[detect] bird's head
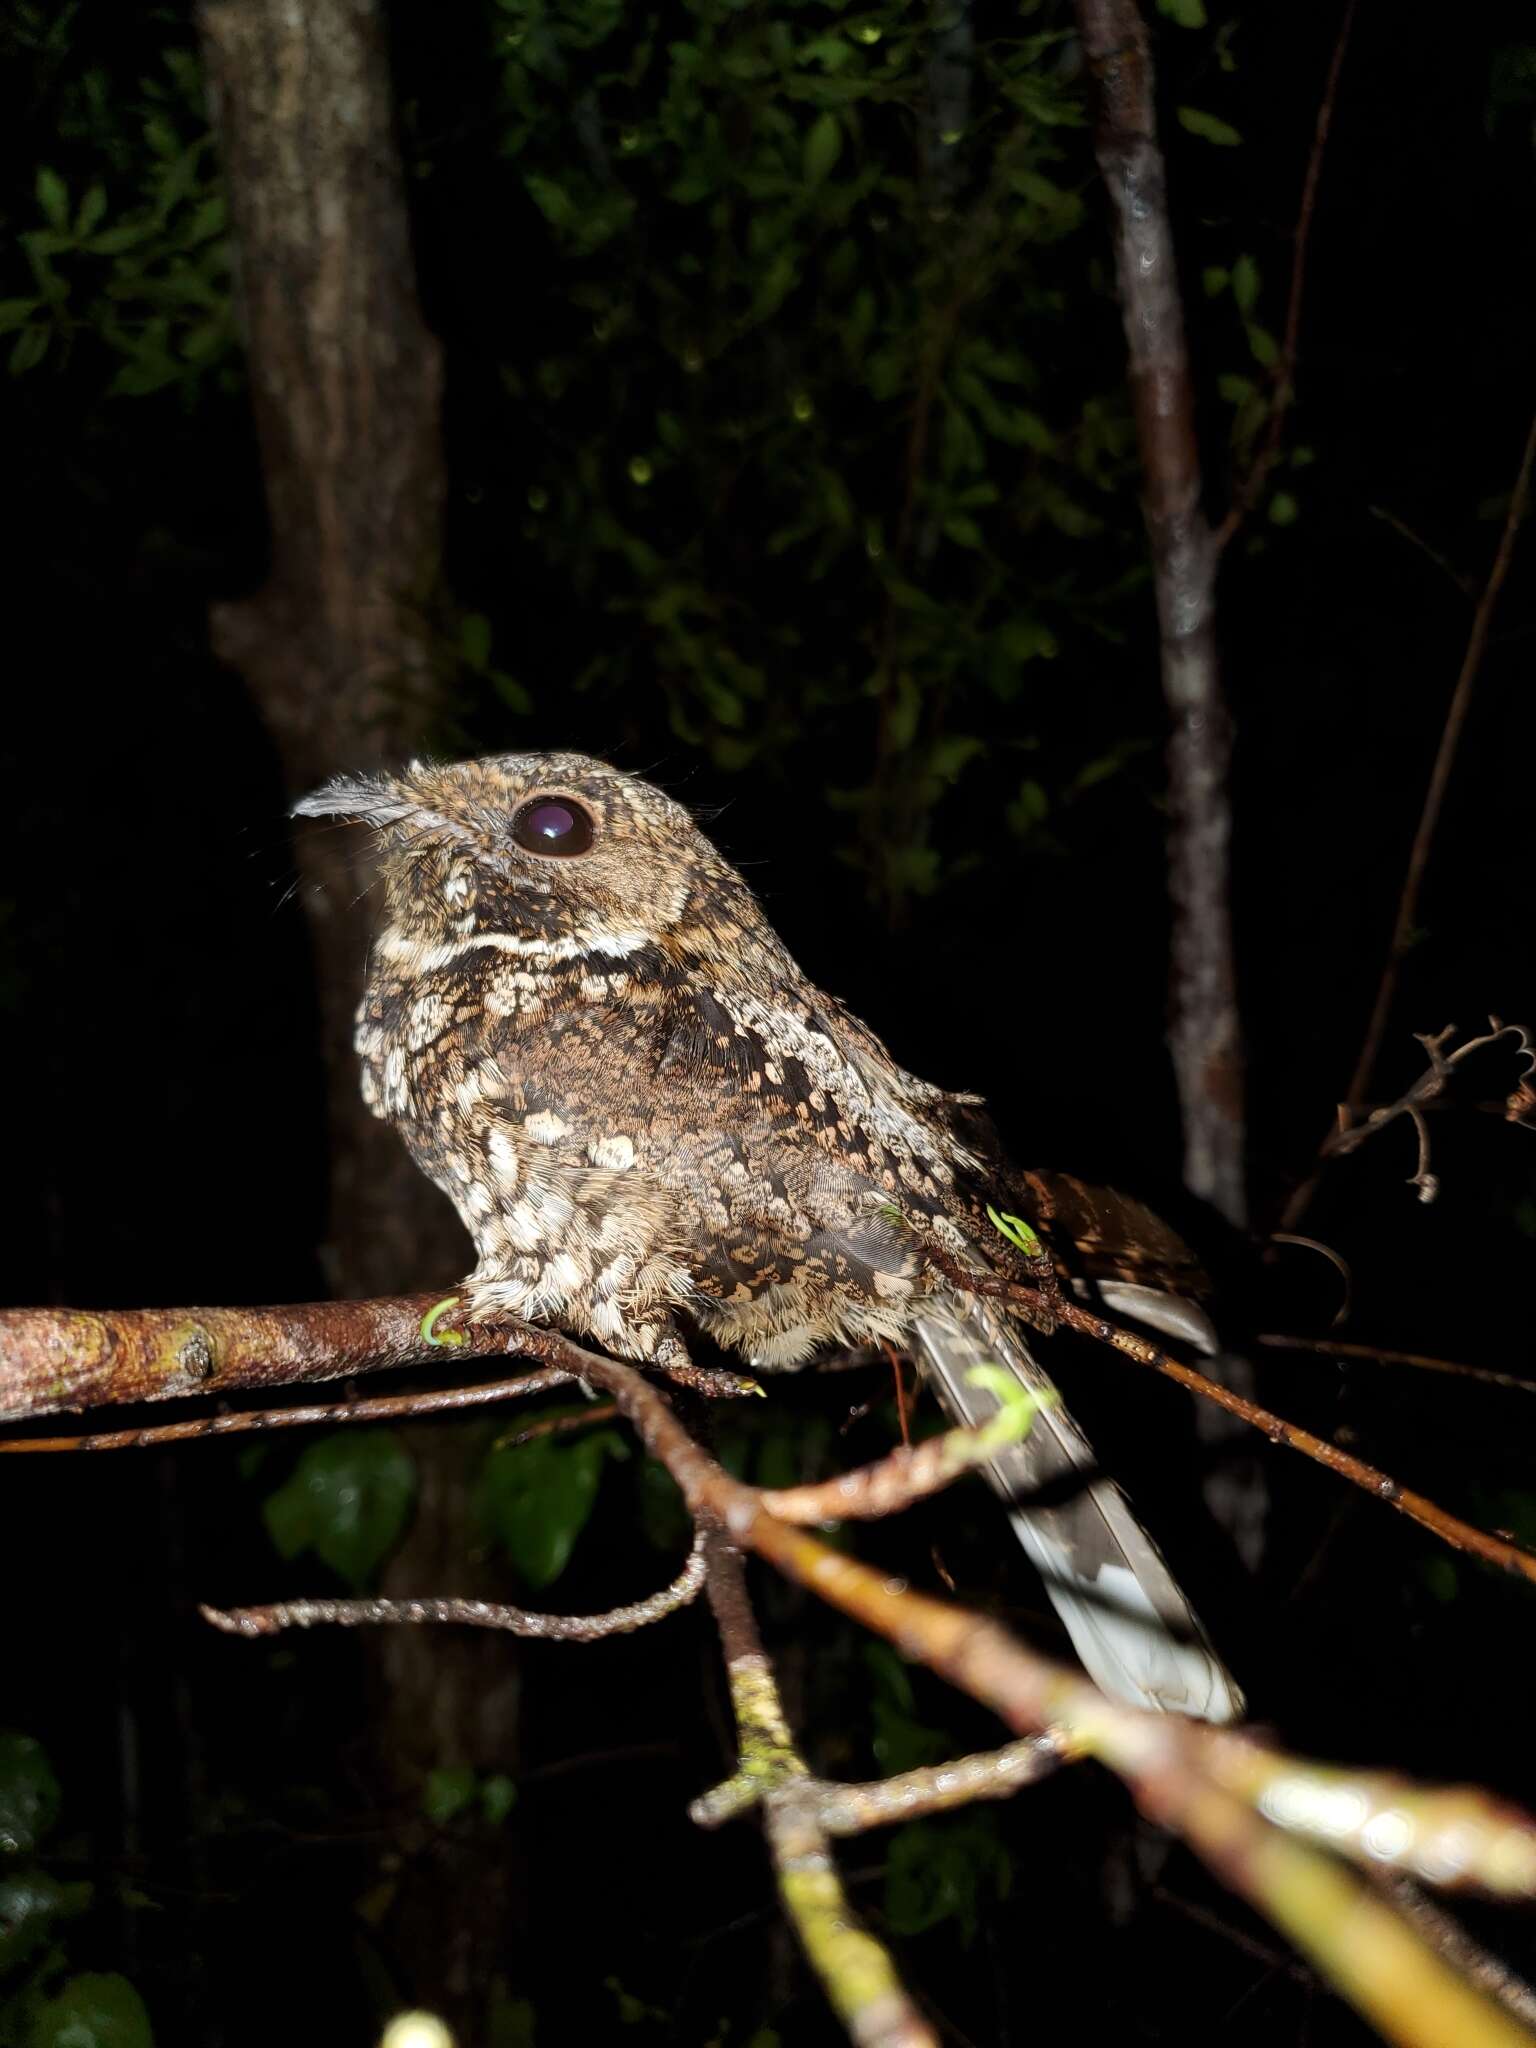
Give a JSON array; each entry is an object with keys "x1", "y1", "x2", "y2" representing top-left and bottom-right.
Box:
[{"x1": 294, "y1": 751, "x2": 767, "y2": 971}]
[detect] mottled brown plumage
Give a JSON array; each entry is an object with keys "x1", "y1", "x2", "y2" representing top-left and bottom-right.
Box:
[{"x1": 297, "y1": 751, "x2": 1242, "y2": 1719}]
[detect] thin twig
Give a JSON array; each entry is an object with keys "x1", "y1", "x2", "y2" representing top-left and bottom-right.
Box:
[
  {"x1": 1258, "y1": 1334, "x2": 1536, "y2": 1398},
  {"x1": 0, "y1": 1367, "x2": 570, "y2": 1454},
  {"x1": 697, "y1": 1531, "x2": 937, "y2": 2048},
  {"x1": 760, "y1": 1393, "x2": 1048, "y2": 1525},
  {"x1": 1281, "y1": 408, "x2": 1536, "y2": 1230},
  {"x1": 200, "y1": 1529, "x2": 708, "y2": 1642},
  {"x1": 917, "y1": 1242, "x2": 1536, "y2": 1588},
  {"x1": 808, "y1": 1736, "x2": 1067, "y2": 1837},
  {"x1": 1217, "y1": 1, "x2": 1358, "y2": 551},
  {"x1": 492, "y1": 1402, "x2": 618, "y2": 1450},
  {"x1": 1278, "y1": 1020, "x2": 1536, "y2": 1228},
  {"x1": 1378, "y1": 1879, "x2": 1536, "y2": 2029}
]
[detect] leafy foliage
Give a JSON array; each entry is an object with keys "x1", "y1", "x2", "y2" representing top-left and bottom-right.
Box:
[
  {"x1": 1, "y1": 39, "x2": 232, "y2": 396},
  {"x1": 261, "y1": 1429, "x2": 418, "y2": 1589},
  {"x1": 0, "y1": 1741, "x2": 58, "y2": 1863},
  {"x1": 0, "y1": 1735, "x2": 153, "y2": 2046},
  {"x1": 26, "y1": 1973, "x2": 154, "y2": 2048},
  {"x1": 452, "y1": 0, "x2": 1164, "y2": 907},
  {"x1": 478, "y1": 1409, "x2": 629, "y2": 1589}
]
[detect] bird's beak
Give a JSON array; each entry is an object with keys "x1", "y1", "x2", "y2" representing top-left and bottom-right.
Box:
[{"x1": 292, "y1": 774, "x2": 427, "y2": 830}]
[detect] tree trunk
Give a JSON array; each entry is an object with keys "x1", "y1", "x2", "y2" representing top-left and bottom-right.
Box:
[
  {"x1": 198, "y1": 0, "x2": 461, "y2": 1297},
  {"x1": 197, "y1": 6, "x2": 523, "y2": 2026}
]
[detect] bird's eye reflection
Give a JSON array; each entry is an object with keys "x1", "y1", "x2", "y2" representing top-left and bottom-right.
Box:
[{"x1": 511, "y1": 796, "x2": 595, "y2": 857}]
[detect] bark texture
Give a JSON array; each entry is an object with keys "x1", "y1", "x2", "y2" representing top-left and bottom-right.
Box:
[
  {"x1": 195, "y1": 9, "x2": 517, "y2": 2021},
  {"x1": 198, "y1": 0, "x2": 462, "y2": 1296},
  {"x1": 1074, "y1": 0, "x2": 1246, "y2": 1232}
]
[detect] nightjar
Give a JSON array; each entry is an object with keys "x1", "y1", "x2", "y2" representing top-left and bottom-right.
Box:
[{"x1": 297, "y1": 751, "x2": 1243, "y2": 1722}]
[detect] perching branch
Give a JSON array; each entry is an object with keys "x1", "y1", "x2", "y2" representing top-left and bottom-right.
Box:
[
  {"x1": 6, "y1": 1297, "x2": 1536, "y2": 2045},
  {"x1": 1075, "y1": 0, "x2": 1245, "y2": 1228}
]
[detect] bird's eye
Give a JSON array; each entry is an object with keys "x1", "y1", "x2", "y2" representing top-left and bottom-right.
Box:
[{"x1": 511, "y1": 796, "x2": 595, "y2": 857}]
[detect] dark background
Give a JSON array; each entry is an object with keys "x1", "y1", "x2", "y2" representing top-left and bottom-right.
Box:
[{"x1": 3, "y1": 3, "x2": 1535, "y2": 2043}]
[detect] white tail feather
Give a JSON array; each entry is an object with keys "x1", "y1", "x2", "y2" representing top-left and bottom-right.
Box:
[{"x1": 910, "y1": 1283, "x2": 1244, "y2": 1723}]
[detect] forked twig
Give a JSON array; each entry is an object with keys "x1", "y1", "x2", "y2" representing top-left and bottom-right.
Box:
[
  {"x1": 1282, "y1": 402, "x2": 1536, "y2": 1231},
  {"x1": 695, "y1": 1529, "x2": 936, "y2": 2048}
]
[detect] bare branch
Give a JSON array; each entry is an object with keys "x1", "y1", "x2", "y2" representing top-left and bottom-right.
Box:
[
  {"x1": 201, "y1": 1529, "x2": 708, "y2": 1643},
  {"x1": 812, "y1": 1738, "x2": 1067, "y2": 1838},
  {"x1": 1282, "y1": 397, "x2": 1536, "y2": 1230},
  {"x1": 1275, "y1": 1020, "x2": 1536, "y2": 1226},
  {"x1": 696, "y1": 1532, "x2": 937, "y2": 2048},
  {"x1": 921, "y1": 1244, "x2": 1536, "y2": 1589},
  {"x1": 1258, "y1": 1334, "x2": 1536, "y2": 1398},
  {"x1": 11, "y1": 1294, "x2": 1536, "y2": 2042},
  {"x1": 0, "y1": 1367, "x2": 570, "y2": 1455},
  {"x1": 1217, "y1": 1, "x2": 1359, "y2": 551},
  {"x1": 760, "y1": 1393, "x2": 1050, "y2": 1524}
]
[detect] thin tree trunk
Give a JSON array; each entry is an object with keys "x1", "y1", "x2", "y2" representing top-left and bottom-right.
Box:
[
  {"x1": 198, "y1": 0, "x2": 461, "y2": 1297},
  {"x1": 1074, "y1": 0, "x2": 1246, "y2": 1233},
  {"x1": 197, "y1": 7, "x2": 523, "y2": 2027},
  {"x1": 1074, "y1": 0, "x2": 1262, "y2": 1570}
]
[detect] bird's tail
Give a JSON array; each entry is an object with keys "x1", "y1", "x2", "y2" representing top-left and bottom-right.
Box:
[{"x1": 910, "y1": 1280, "x2": 1245, "y2": 1723}]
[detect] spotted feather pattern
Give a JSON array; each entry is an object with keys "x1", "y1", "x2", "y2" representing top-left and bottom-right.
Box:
[{"x1": 298, "y1": 751, "x2": 1242, "y2": 1717}]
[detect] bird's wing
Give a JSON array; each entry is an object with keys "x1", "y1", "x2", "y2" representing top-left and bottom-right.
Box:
[{"x1": 911, "y1": 1277, "x2": 1245, "y2": 1722}]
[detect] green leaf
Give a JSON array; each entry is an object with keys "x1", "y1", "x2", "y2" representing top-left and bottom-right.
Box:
[
  {"x1": 262, "y1": 1431, "x2": 417, "y2": 1589},
  {"x1": 0, "y1": 1734, "x2": 61, "y2": 1857},
  {"x1": 0, "y1": 300, "x2": 40, "y2": 336},
  {"x1": 883, "y1": 1814, "x2": 1011, "y2": 1944},
  {"x1": 182, "y1": 196, "x2": 227, "y2": 245},
  {"x1": 1177, "y1": 106, "x2": 1243, "y2": 146},
  {"x1": 1, "y1": 1869, "x2": 92, "y2": 1976},
  {"x1": 82, "y1": 225, "x2": 151, "y2": 257},
  {"x1": 1230, "y1": 253, "x2": 1260, "y2": 314},
  {"x1": 524, "y1": 173, "x2": 576, "y2": 231},
  {"x1": 1268, "y1": 490, "x2": 1299, "y2": 527},
  {"x1": 927, "y1": 736, "x2": 983, "y2": 785},
  {"x1": 1245, "y1": 321, "x2": 1279, "y2": 368},
  {"x1": 480, "y1": 1774, "x2": 518, "y2": 1827},
  {"x1": 479, "y1": 1414, "x2": 626, "y2": 1590},
  {"x1": 461, "y1": 612, "x2": 493, "y2": 669},
  {"x1": 28, "y1": 1971, "x2": 154, "y2": 2048},
  {"x1": 75, "y1": 185, "x2": 108, "y2": 238},
  {"x1": 1006, "y1": 778, "x2": 1050, "y2": 835},
  {"x1": 802, "y1": 111, "x2": 842, "y2": 186},
  {"x1": 1202, "y1": 265, "x2": 1228, "y2": 297},
  {"x1": 424, "y1": 1766, "x2": 476, "y2": 1825},
  {"x1": 884, "y1": 671, "x2": 922, "y2": 754},
  {"x1": 490, "y1": 669, "x2": 534, "y2": 715},
  {"x1": 1156, "y1": 0, "x2": 1207, "y2": 23},
  {"x1": 941, "y1": 513, "x2": 984, "y2": 551},
  {"x1": 637, "y1": 1457, "x2": 691, "y2": 1553},
  {"x1": 35, "y1": 167, "x2": 69, "y2": 231},
  {"x1": 9, "y1": 327, "x2": 49, "y2": 376}
]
